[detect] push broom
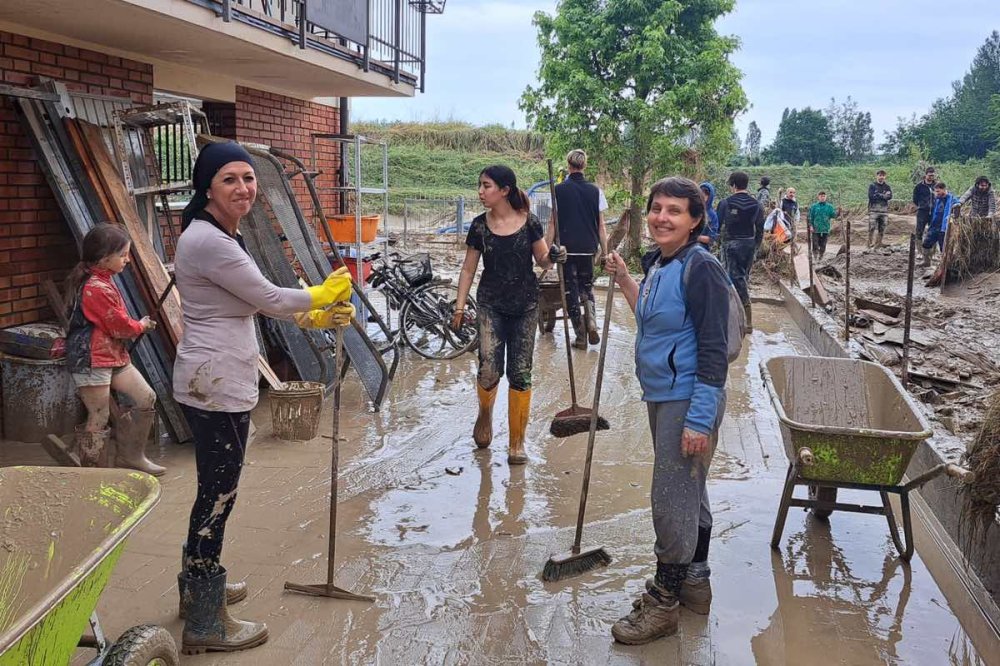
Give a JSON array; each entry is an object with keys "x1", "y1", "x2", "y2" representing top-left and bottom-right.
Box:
[
  {"x1": 542, "y1": 272, "x2": 617, "y2": 581},
  {"x1": 285, "y1": 325, "x2": 374, "y2": 602},
  {"x1": 546, "y1": 158, "x2": 609, "y2": 437}
]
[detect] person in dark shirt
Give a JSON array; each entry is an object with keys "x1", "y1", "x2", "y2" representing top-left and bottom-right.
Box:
[
  {"x1": 912, "y1": 167, "x2": 936, "y2": 250},
  {"x1": 780, "y1": 187, "x2": 800, "y2": 238},
  {"x1": 867, "y1": 169, "x2": 893, "y2": 249},
  {"x1": 548, "y1": 149, "x2": 609, "y2": 349},
  {"x1": 921, "y1": 181, "x2": 958, "y2": 267},
  {"x1": 452, "y1": 165, "x2": 565, "y2": 465},
  {"x1": 756, "y1": 176, "x2": 771, "y2": 211},
  {"x1": 716, "y1": 171, "x2": 764, "y2": 327}
]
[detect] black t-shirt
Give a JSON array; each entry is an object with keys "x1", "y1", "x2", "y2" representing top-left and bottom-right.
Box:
[
  {"x1": 555, "y1": 173, "x2": 601, "y2": 253},
  {"x1": 466, "y1": 212, "x2": 544, "y2": 314}
]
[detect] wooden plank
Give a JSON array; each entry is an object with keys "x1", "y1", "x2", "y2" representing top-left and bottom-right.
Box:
[
  {"x1": 857, "y1": 308, "x2": 900, "y2": 326},
  {"x1": 74, "y1": 119, "x2": 184, "y2": 349},
  {"x1": 788, "y1": 243, "x2": 830, "y2": 306},
  {"x1": 853, "y1": 297, "x2": 901, "y2": 318}
]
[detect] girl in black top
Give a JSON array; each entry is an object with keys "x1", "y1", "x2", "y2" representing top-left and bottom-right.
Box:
[{"x1": 452, "y1": 165, "x2": 565, "y2": 464}]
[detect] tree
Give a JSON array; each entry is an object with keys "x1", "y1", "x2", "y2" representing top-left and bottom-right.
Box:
[
  {"x1": 520, "y1": 0, "x2": 747, "y2": 255},
  {"x1": 766, "y1": 107, "x2": 838, "y2": 165},
  {"x1": 824, "y1": 96, "x2": 873, "y2": 162},
  {"x1": 745, "y1": 121, "x2": 762, "y2": 165}
]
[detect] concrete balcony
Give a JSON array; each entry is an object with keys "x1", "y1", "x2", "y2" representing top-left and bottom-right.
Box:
[{"x1": 0, "y1": 0, "x2": 433, "y2": 102}]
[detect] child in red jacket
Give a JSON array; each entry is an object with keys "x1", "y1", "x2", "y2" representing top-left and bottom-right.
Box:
[{"x1": 65, "y1": 224, "x2": 164, "y2": 475}]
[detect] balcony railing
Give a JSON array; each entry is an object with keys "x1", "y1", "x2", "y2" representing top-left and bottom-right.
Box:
[{"x1": 184, "y1": 0, "x2": 437, "y2": 91}]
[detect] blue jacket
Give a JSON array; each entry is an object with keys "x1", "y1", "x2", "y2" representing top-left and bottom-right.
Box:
[
  {"x1": 931, "y1": 193, "x2": 957, "y2": 233},
  {"x1": 700, "y1": 182, "x2": 720, "y2": 244},
  {"x1": 635, "y1": 243, "x2": 729, "y2": 434}
]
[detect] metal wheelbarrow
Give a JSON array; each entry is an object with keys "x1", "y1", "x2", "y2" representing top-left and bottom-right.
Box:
[
  {"x1": 761, "y1": 356, "x2": 974, "y2": 561},
  {"x1": 0, "y1": 466, "x2": 177, "y2": 665}
]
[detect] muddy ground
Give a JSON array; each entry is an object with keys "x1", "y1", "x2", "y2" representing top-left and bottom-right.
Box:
[
  {"x1": 2, "y1": 295, "x2": 994, "y2": 664},
  {"x1": 798, "y1": 212, "x2": 1000, "y2": 445}
]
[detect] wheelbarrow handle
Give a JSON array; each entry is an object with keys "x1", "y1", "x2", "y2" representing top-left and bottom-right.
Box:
[{"x1": 903, "y1": 462, "x2": 975, "y2": 491}]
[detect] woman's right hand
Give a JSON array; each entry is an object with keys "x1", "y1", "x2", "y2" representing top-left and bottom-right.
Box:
[{"x1": 604, "y1": 251, "x2": 627, "y2": 280}]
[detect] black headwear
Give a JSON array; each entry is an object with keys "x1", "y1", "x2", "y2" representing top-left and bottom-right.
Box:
[{"x1": 181, "y1": 142, "x2": 256, "y2": 230}]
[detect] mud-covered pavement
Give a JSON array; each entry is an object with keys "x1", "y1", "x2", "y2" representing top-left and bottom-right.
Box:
[{"x1": 41, "y1": 299, "x2": 995, "y2": 664}]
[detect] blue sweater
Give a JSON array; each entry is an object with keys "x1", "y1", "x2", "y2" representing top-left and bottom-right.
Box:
[
  {"x1": 700, "y1": 182, "x2": 720, "y2": 244},
  {"x1": 635, "y1": 243, "x2": 729, "y2": 434}
]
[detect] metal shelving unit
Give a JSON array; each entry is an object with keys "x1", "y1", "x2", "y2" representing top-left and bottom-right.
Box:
[{"x1": 309, "y1": 133, "x2": 391, "y2": 327}]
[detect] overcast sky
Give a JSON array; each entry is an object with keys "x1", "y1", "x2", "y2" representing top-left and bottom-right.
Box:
[{"x1": 352, "y1": 0, "x2": 996, "y2": 147}]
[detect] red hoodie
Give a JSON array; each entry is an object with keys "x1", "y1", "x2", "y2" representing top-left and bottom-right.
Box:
[{"x1": 79, "y1": 269, "x2": 145, "y2": 367}]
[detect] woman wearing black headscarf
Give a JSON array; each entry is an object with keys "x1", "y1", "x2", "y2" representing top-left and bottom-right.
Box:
[{"x1": 174, "y1": 142, "x2": 354, "y2": 654}]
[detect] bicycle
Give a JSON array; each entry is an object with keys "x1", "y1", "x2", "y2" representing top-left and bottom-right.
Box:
[{"x1": 366, "y1": 251, "x2": 479, "y2": 360}]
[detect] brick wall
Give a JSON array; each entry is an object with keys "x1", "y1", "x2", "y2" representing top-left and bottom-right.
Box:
[
  {"x1": 0, "y1": 30, "x2": 153, "y2": 327},
  {"x1": 232, "y1": 87, "x2": 341, "y2": 235}
]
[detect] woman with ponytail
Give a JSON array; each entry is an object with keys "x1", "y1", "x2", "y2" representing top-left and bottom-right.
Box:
[{"x1": 451, "y1": 164, "x2": 566, "y2": 465}]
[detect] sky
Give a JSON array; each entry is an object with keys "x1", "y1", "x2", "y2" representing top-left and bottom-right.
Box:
[{"x1": 352, "y1": 0, "x2": 997, "y2": 148}]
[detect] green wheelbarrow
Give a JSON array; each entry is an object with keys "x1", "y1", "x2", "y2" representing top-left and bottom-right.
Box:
[
  {"x1": 761, "y1": 356, "x2": 975, "y2": 561},
  {"x1": 0, "y1": 466, "x2": 177, "y2": 665}
]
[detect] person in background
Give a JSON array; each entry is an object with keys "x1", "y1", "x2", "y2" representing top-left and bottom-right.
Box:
[
  {"x1": 921, "y1": 181, "x2": 958, "y2": 267},
  {"x1": 63, "y1": 223, "x2": 162, "y2": 475},
  {"x1": 959, "y1": 176, "x2": 996, "y2": 221},
  {"x1": 453, "y1": 165, "x2": 565, "y2": 465},
  {"x1": 867, "y1": 169, "x2": 893, "y2": 249},
  {"x1": 699, "y1": 182, "x2": 720, "y2": 248},
  {"x1": 548, "y1": 149, "x2": 609, "y2": 349},
  {"x1": 603, "y1": 177, "x2": 730, "y2": 646},
  {"x1": 780, "y1": 188, "x2": 800, "y2": 238},
  {"x1": 807, "y1": 191, "x2": 839, "y2": 260},
  {"x1": 174, "y1": 141, "x2": 354, "y2": 654},
  {"x1": 716, "y1": 171, "x2": 765, "y2": 328},
  {"x1": 756, "y1": 176, "x2": 771, "y2": 211},
  {"x1": 912, "y1": 167, "x2": 937, "y2": 250}
]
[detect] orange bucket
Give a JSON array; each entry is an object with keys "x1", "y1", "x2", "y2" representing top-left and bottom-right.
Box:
[{"x1": 328, "y1": 214, "x2": 380, "y2": 243}]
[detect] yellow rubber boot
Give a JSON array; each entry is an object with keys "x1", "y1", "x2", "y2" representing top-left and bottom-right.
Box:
[
  {"x1": 474, "y1": 383, "x2": 498, "y2": 448},
  {"x1": 507, "y1": 388, "x2": 531, "y2": 465}
]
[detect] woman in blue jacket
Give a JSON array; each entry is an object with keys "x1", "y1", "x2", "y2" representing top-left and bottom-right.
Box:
[{"x1": 604, "y1": 176, "x2": 730, "y2": 646}]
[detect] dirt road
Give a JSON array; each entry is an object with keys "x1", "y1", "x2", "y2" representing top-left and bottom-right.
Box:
[{"x1": 37, "y1": 300, "x2": 994, "y2": 664}]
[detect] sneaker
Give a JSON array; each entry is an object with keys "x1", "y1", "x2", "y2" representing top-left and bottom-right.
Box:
[{"x1": 612, "y1": 592, "x2": 679, "y2": 645}]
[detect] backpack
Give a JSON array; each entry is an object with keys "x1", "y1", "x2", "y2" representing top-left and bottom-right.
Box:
[{"x1": 681, "y1": 246, "x2": 748, "y2": 363}]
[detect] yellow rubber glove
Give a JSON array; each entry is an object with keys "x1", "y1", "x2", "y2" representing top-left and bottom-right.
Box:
[
  {"x1": 293, "y1": 302, "x2": 355, "y2": 329},
  {"x1": 306, "y1": 266, "x2": 352, "y2": 308}
]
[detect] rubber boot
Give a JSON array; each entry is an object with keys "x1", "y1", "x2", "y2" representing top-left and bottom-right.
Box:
[
  {"x1": 867, "y1": 230, "x2": 875, "y2": 249},
  {"x1": 180, "y1": 569, "x2": 268, "y2": 655},
  {"x1": 874, "y1": 230, "x2": 884, "y2": 249},
  {"x1": 570, "y1": 316, "x2": 588, "y2": 349},
  {"x1": 77, "y1": 427, "x2": 110, "y2": 468},
  {"x1": 178, "y1": 546, "x2": 248, "y2": 619},
  {"x1": 922, "y1": 245, "x2": 934, "y2": 267},
  {"x1": 473, "y1": 383, "x2": 498, "y2": 449},
  {"x1": 743, "y1": 302, "x2": 753, "y2": 332},
  {"x1": 507, "y1": 388, "x2": 531, "y2": 465},
  {"x1": 114, "y1": 407, "x2": 166, "y2": 477},
  {"x1": 584, "y1": 300, "x2": 600, "y2": 345}
]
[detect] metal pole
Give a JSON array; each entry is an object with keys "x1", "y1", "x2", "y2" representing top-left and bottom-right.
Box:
[
  {"x1": 789, "y1": 223, "x2": 797, "y2": 291},
  {"x1": 806, "y1": 221, "x2": 816, "y2": 308},
  {"x1": 456, "y1": 195, "x2": 465, "y2": 246},
  {"x1": 901, "y1": 233, "x2": 916, "y2": 386},
  {"x1": 403, "y1": 199, "x2": 409, "y2": 245},
  {"x1": 393, "y1": 0, "x2": 402, "y2": 83},
  {"x1": 844, "y1": 219, "x2": 851, "y2": 342},
  {"x1": 298, "y1": 0, "x2": 307, "y2": 49}
]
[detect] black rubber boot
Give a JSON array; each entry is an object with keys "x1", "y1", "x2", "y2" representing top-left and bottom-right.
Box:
[
  {"x1": 584, "y1": 300, "x2": 600, "y2": 345},
  {"x1": 570, "y1": 316, "x2": 588, "y2": 349},
  {"x1": 178, "y1": 546, "x2": 247, "y2": 619},
  {"x1": 180, "y1": 569, "x2": 267, "y2": 655}
]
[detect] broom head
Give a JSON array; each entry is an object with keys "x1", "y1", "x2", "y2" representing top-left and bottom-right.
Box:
[
  {"x1": 550, "y1": 405, "x2": 610, "y2": 438},
  {"x1": 542, "y1": 546, "x2": 612, "y2": 582}
]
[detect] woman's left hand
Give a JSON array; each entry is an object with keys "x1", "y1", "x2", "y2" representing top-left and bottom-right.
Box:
[{"x1": 681, "y1": 427, "x2": 709, "y2": 457}]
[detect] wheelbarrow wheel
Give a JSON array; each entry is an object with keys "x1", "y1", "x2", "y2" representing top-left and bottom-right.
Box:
[
  {"x1": 808, "y1": 485, "x2": 837, "y2": 520},
  {"x1": 105, "y1": 624, "x2": 178, "y2": 666}
]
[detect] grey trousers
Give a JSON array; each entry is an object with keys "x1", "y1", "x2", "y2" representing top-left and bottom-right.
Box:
[{"x1": 647, "y1": 395, "x2": 726, "y2": 564}]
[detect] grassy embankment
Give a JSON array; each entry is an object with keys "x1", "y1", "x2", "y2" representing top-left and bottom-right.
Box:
[{"x1": 355, "y1": 121, "x2": 992, "y2": 215}]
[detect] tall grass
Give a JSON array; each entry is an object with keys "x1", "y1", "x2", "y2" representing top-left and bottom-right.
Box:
[{"x1": 353, "y1": 121, "x2": 546, "y2": 157}]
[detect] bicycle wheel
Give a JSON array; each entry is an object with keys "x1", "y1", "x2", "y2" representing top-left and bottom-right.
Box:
[{"x1": 401, "y1": 282, "x2": 479, "y2": 360}]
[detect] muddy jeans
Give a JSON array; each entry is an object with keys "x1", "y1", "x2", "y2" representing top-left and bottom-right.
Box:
[
  {"x1": 563, "y1": 255, "x2": 595, "y2": 324},
  {"x1": 477, "y1": 304, "x2": 537, "y2": 391},
  {"x1": 915, "y1": 209, "x2": 931, "y2": 242},
  {"x1": 723, "y1": 238, "x2": 756, "y2": 306},
  {"x1": 647, "y1": 395, "x2": 726, "y2": 565},
  {"x1": 181, "y1": 405, "x2": 251, "y2": 578},
  {"x1": 811, "y1": 233, "x2": 829, "y2": 257}
]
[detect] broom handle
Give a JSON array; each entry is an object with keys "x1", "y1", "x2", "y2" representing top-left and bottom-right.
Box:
[
  {"x1": 547, "y1": 159, "x2": 579, "y2": 408},
  {"x1": 326, "y1": 325, "x2": 344, "y2": 588},
  {"x1": 573, "y1": 276, "x2": 616, "y2": 553}
]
